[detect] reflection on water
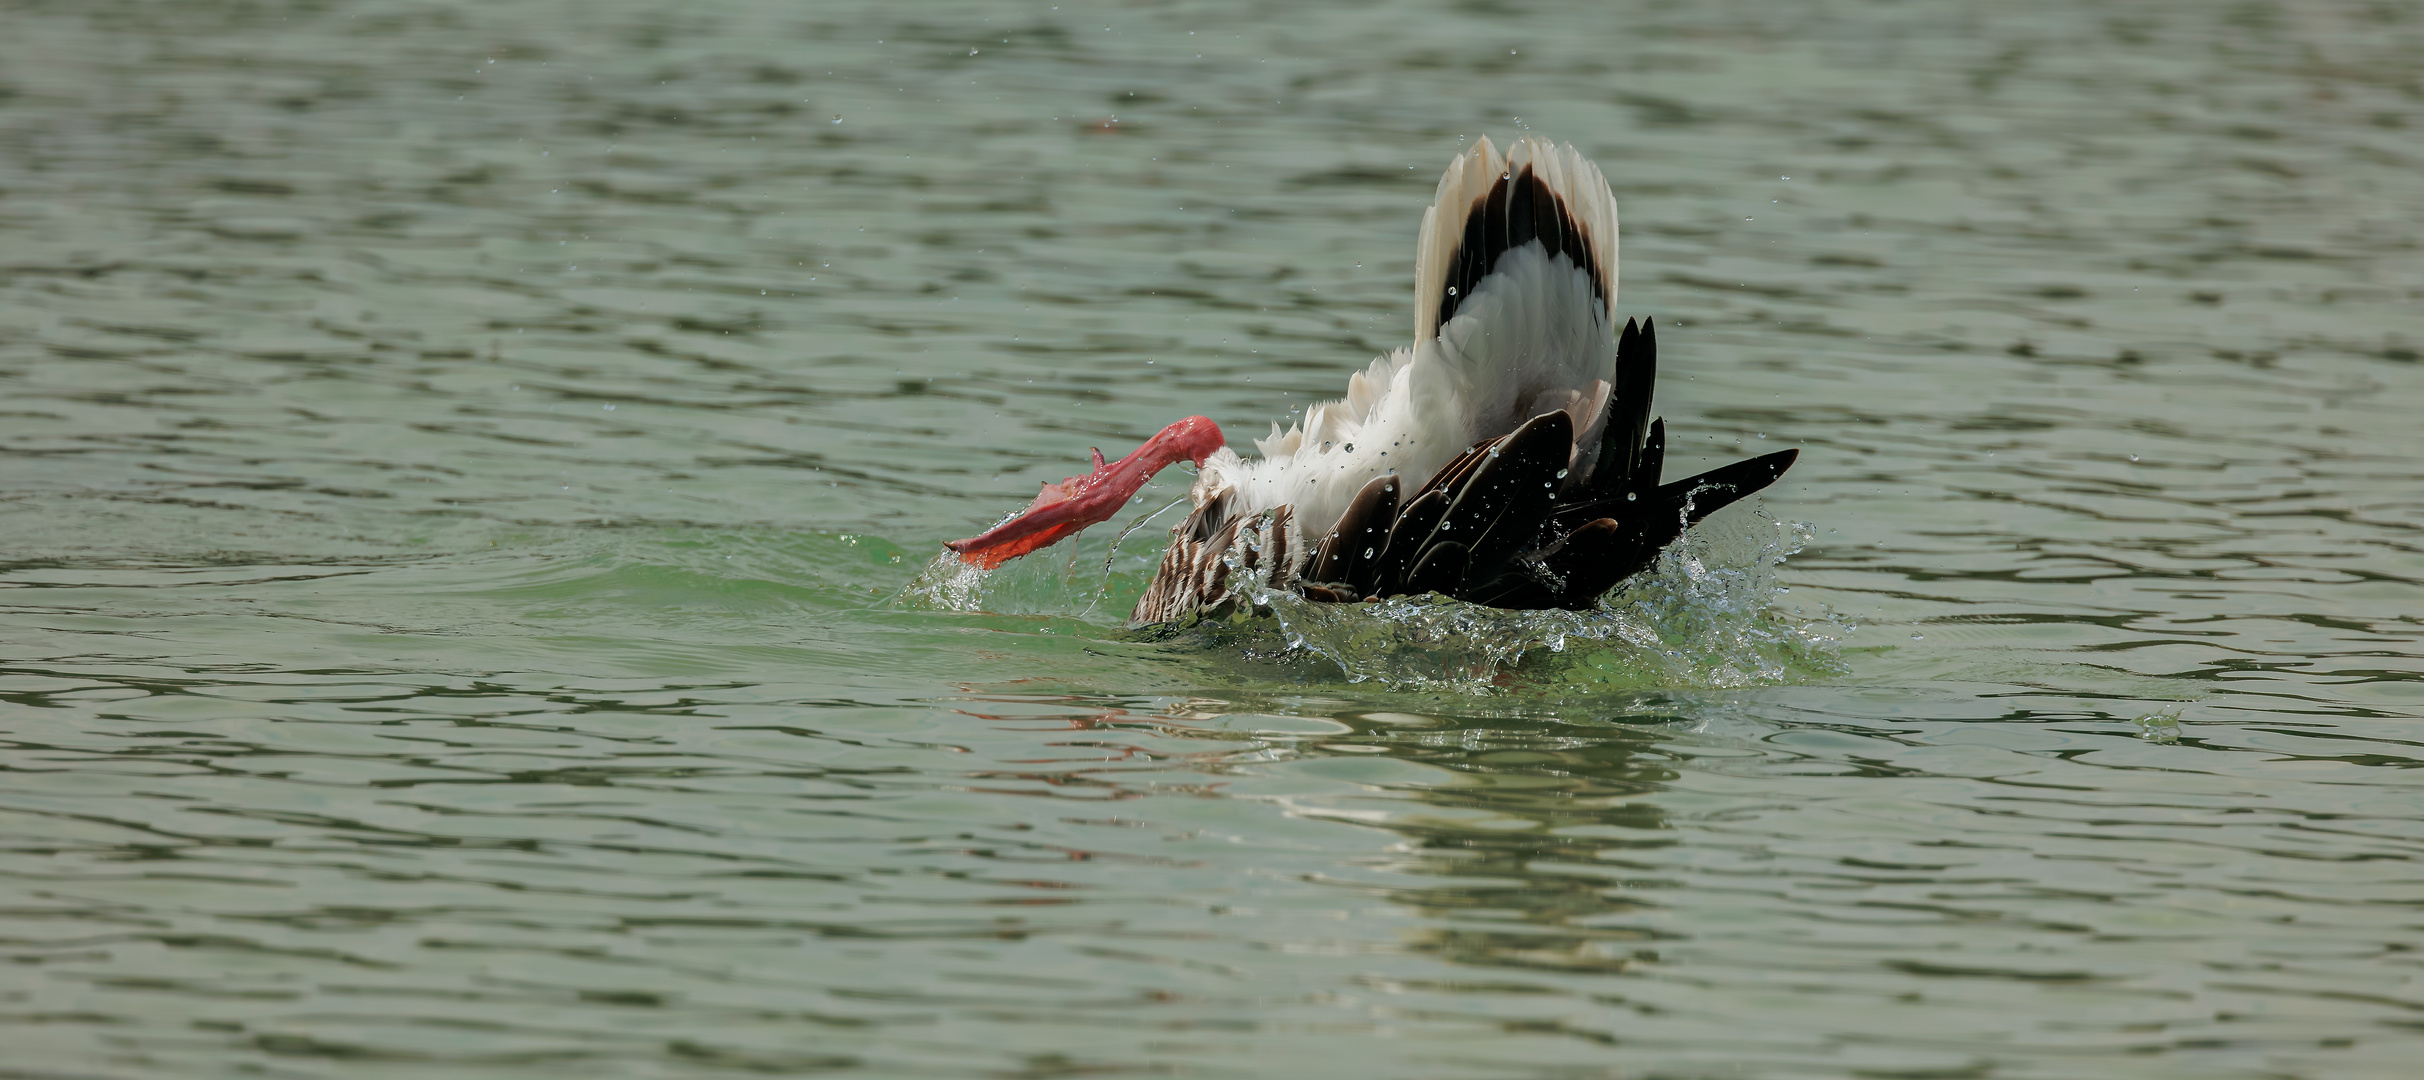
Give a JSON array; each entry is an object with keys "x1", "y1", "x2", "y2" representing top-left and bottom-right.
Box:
[{"x1": 4, "y1": 0, "x2": 2422, "y2": 1077}]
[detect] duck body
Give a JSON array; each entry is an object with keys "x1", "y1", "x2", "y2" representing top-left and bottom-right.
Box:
[{"x1": 947, "y1": 135, "x2": 1798, "y2": 626}]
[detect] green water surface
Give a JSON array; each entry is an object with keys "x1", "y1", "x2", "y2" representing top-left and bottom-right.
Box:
[{"x1": 3, "y1": 1, "x2": 2421, "y2": 1077}]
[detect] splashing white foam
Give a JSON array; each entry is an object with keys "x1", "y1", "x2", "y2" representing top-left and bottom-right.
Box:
[
  {"x1": 901, "y1": 504, "x2": 1842, "y2": 694},
  {"x1": 1170, "y1": 509, "x2": 1844, "y2": 694},
  {"x1": 900, "y1": 551, "x2": 994, "y2": 612}
]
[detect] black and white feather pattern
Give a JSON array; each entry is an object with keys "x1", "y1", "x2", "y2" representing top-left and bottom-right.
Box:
[{"x1": 1132, "y1": 136, "x2": 1796, "y2": 626}]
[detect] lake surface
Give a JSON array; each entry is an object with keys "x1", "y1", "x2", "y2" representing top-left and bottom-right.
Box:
[{"x1": 4, "y1": 1, "x2": 2421, "y2": 1076}]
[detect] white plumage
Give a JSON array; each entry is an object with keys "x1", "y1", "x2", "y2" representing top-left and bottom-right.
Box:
[
  {"x1": 1195, "y1": 135, "x2": 1622, "y2": 542},
  {"x1": 946, "y1": 132, "x2": 1796, "y2": 626}
]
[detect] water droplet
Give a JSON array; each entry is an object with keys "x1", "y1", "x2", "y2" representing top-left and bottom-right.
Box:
[
  {"x1": 1625, "y1": 492, "x2": 1636, "y2": 502},
  {"x1": 1555, "y1": 468, "x2": 1569, "y2": 479},
  {"x1": 1447, "y1": 286, "x2": 1457, "y2": 296}
]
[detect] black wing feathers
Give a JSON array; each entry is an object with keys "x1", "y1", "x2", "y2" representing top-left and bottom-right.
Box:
[
  {"x1": 1291, "y1": 317, "x2": 1797, "y2": 611},
  {"x1": 1441, "y1": 410, "x2": 1568, "y2": 593},
  {"x1": 1373, "y1": 486, "x2": 1450, "y2": 594},
  {"x1": 1403, "y1": 542, "x2": 1467, "y2": 597},
  {"x1": 1586, "y1": 317, "x2": 1659, "y2": 500},
  {"x1": 1630, "y1": 418, "x2": 1665, "y2": 502},
  {"x1": 1307, "y1": 472, "x2": 1399, "y2": 593},
  {"x1": 1662, "y1": 449, "x2": 1799, "y2": 527}
]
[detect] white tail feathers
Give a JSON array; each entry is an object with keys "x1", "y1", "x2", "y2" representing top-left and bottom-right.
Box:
[
  {"x1": 1413, "y1": 135, "x2": 1619, "y2": 343},
  {"x1": 1203, "y1": 135, "x2": 1626, "y2": 540}
]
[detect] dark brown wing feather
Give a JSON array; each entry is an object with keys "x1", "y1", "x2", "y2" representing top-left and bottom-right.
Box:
[
  {"x1": 1306, "y1": 473, "x2": 1399, "y2": 593},
  {"x1": 1134, "y1": 317, "x2": 1799, "y2": 622}
]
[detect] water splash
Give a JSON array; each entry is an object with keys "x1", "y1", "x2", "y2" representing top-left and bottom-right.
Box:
[
  {"x1": 1151, "y1": 509, "x2": 1846, "y2": 694},
  {"x1": 2133, "y1": 705, "x2": 2185, "y2": 744},
  {"x1": 900, "y1": 549, "x2": 996, "y2": 612},
  {"x1": 903, "y1": 491, "x2": 1841, "y2": 694},
  {"x1": 897, "y1": 509, "x2": 1165, "y2": 620}
]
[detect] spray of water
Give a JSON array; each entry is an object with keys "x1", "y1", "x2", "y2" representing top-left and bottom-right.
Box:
[
  {"x1": 898, "y1": 497, "x2": 1174, "y2": 617},
  {"x1": 900, "y1": 505, "x2": 1843, "y2": 694},
  {"x1": 1162, "y1": 509, "x2": 1844, "y2": 693}
]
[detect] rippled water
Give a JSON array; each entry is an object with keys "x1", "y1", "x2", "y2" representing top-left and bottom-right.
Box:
[{"x1": 5, "y1": 1, "x2": 2422, "y2": 1076}]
